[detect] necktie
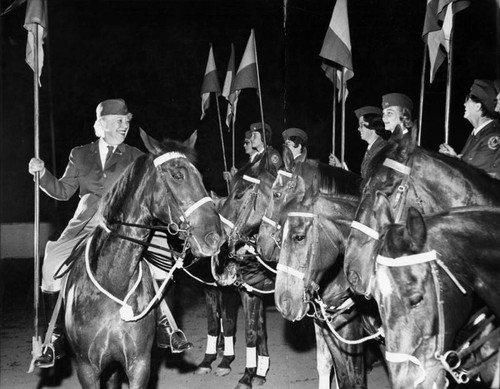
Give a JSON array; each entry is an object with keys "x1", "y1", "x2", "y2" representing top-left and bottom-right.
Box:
[{"x1": 104, "y1": 146, "x2": 114, "y2": 167}]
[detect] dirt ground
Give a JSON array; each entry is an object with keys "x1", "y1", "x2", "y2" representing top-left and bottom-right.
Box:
[{"x1": 0, "y1": 258, "x2": 390, "y2": 389}]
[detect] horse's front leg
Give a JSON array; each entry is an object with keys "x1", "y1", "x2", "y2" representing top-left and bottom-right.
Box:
[
  {"x1": 196, "y1": 286, "x2": 221, "y2": 375},
  {"x1": 75, "y1": 360, "x2": 100, "y2": 389},
  {"x1": 253, "y1": 291, "x2": 269, "y2": 387},
  {"x1": 214, "y1": 286, "x2": 239, "y2": 376},
  {"x1": 126, "y1": 357, "x2": 151, "y2": 389}
]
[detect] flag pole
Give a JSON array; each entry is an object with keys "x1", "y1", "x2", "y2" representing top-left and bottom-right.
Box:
[
  {"x1": 418, "y1": 44, "x2": 427, "y2": 146},
  {"x1": 252, "y1": 29, "x2": 269, "y2": 169},
  {"x1": 231, "y1": 117, "x2": 235, "y2": 169},
  {"x1": 444, "y1": 22, "x2": 454, "y2": 145},
  {"x1": 331, "y1": 68, "x2": 337, "y2": 156},
  {"x1": 340, "y1": 68, "x2": 346, "y2": 165},
  {"x1": 33, "y1": 25, "x2": 41, "y2": 340},
  {"x1": 215, "y1": 94, "x2": 230, "y2": 194}
]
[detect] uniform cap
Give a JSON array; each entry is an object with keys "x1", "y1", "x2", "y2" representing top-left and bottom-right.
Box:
[
  {"x1": 354, "y1": 106, "x2": 382, "y2": 120},
  {"x1": 470, "y1": 79, "x2": 497, "y2": 113},
  {"x1": 282, "y1": 127, "x2": 308, "y2": 142},
  {"x1": 382, "y1": 93, "x2": 413, "y2": 112},
  {"x1": 250, "y1": 122, "x2": 272, "y2": 141},
  {"x1": 244, "y1": 130, "x2": 253, "y2": 140},
  {"x1": 96, "y1": 99, "x2": 130, "y2": 118}
]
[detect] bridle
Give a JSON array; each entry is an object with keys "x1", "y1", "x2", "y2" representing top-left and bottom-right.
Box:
[
  {"x1": 375, "y1": 250, "x2": 468, "y2": 388},
  {"x1": 84, "y1": 151, "x2": 214, "y2": 321}
]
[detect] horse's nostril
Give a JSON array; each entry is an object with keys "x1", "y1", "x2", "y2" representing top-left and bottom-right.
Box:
[
  {"x1": 347, "y1": 270, "x2": 361, "y2": 286},
  {"x1": 205, "y1": 232, "x2": 221, "y2": 248}
]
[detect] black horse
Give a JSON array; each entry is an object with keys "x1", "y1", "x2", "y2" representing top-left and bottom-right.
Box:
[{"x1": 63, "y1": 131, "x2": 223, "y2": 388}]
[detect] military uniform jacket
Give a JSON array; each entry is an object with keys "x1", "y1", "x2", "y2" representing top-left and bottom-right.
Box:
[
  {"x1": 361, "y1": 137, "x2": 386, "y2": 179},
  {"x1": 40, "y1": 140, "x2": 144, "y2": 239},
  {"x1": 255, "y1": 146, "x2": 283, "y2": 175},
  {"x1": 460, "y1": 120, "x2": 500, "y2": 178}
]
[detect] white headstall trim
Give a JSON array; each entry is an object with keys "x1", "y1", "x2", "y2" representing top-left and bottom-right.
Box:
[
  {"x1": 277, "y1": 169, "x2": 293, "y2": 178},
  {"x1": 351, "y1": 220, "x2": 380, "y2": 240},
  {"x1": 383, "y1": 158, "x2": 411, "y2": 175},
  {"x1": 262, "y1": 215, "x2": 281, "y2": 229},
  {"x1": 182, "y1": 197, "x2": 213, "y2": 219},
  {"x1": 153, "y1": 152, "x2": 186, "y2": 167},
  {"x1": 385, "y1": 351, "x2": 426, "y2": 388},
  {"x1": 277, "y1": 263, "x2": 304, "y2": 280},
  {"x1": 288, "y1": 212, "x2": 315, "y2": 218},
  {"x1": 219, "y1": 214, "x2": 235, "y2": 229},
  {"x1": 377, "y1": 250, "x2": 438, "y2": 267},
  {"x1": 243, "y1": 174, "x2": 261, "y2": 184}
]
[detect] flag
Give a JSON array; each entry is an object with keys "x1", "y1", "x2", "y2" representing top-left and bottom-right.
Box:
[
  {"x1": 200, "y1": 44, "x2": 221, "y2": 120},
  {"x1": 230, "y1": 29, "x2": 259, "y2": 128},
  {"x1": 222, "y1": 43, "x2": 237, "y2": 128},
  {"x1": 422, "y1": 0, "x2": 470, "y2": 82},
  {"x1": 319, "y1": 0, "x2": 353, "y2": 96},
  {"x1": 25, "y1": 0, "x2": 47, "y2": 86}
]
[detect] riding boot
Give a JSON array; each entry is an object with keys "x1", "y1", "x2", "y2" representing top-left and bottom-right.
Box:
[
  {"x1": 34, "y1": 292, "x2": 66, "y2": 368},
  {"x1": 156, "y1": 315, "x2": 193, "y2": 353}
]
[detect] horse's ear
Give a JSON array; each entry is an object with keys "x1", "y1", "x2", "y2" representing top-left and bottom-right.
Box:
[
  {"x1": 283, "y1": 146, "x2": 295, "y2": 172},
  {"x1": 374, "y1": 191, "x2": 394, "y2": 225},
  {"x1": 405, "y1": 207, "x2": 426, "y2": 251},
  {"x1": 140, "y1": 128, "x2": 163, "y2": 155},
  {"x1": 184, "y1": 130, "x2": 198, "y2": 149}
]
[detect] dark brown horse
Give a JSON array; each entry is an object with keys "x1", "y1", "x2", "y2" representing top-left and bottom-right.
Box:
[
  {"x1": 275, "y1": 189, "x2": 383, "y2": 389},
  {"x1": 63, "y1": 131, "x2": 223, "y2": 388},
  {"x1": 344, "y1": 129, "x2": 500, "y2": 296},
  {"x1": 373, "y1": 194, "x2": 500, "y2": 388}
]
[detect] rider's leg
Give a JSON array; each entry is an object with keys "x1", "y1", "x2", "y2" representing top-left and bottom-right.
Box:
[{"x1": 148, "y1": 232, "x2": 192, "y2": 353}]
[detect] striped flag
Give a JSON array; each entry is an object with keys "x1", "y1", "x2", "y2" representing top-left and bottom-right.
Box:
[
  {"x1": 222, "y1": 43, "x2": 237, "y2": 128},
  {"x1": 2, "y1": 0, "x2": 47, "y2": 86},
  {"x1": 422, "y1": 0, "x2": 470, "y2": 83},
  {"x1": 230, "y1": 29, "x2": 258, "y2": 128},
  {"x1": 319, "y1": 0, "x2": 353, "y2": 95},
  {"x1": 200, "y1": 44, "x2": 221, "y2": 120}
]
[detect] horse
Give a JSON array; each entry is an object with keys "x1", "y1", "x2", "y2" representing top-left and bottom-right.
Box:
[
  {"x1": 62, "y1": 130, "x2": 223, "y2": 388},
  {"x1": 274, "y1": 188, "x2": 384, "y2": 389},
  {"x1": 257, "y1": 148, "x2": 361, "y2": 263},
  {"x1": 372, "y1": 193, "x2": 500, "y2": 388},
  {"x1": 344, "y1": 129, "x2": 500, "y2": 297},
  {"x1": 212, "y1": 165, "x2": 278, "y2": 389}
]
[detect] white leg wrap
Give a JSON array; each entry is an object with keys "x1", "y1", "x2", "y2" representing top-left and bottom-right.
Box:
[
  {"x1": 246, "y1": 347, "x2": 257, "y2": 368},
  {"x1": 256, "y1": 355, "x2": 270, "y2": 377},
  {"x1": 206, "y1": 335, "x2": 217, "y2": 354},
  {"x1": 224, "y1": 336, "x2": 234, "y2": 356}
]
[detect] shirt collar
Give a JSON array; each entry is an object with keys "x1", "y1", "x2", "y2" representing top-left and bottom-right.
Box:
[{"x1": 472, "y1": 119, "x2": 493, "y2": 136}]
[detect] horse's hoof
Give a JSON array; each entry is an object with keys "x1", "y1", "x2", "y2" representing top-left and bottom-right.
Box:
[
  {"x1": 214, "y1": 367, "x2": 231, "y2": 376},
  {"x1": 252, "y1": 375, "x2": 266, "y2": 386},
  {"x1": 235, "y1": 384, "x2": 252, "y2": 389},
  {"x1": 194, "y1": 367, "x2": 212, "y2": 375}
]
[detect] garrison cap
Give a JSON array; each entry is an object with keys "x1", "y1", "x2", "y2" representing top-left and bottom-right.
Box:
[
  {"x1": 96, "y1": 99, "x2": 131, "y2": 118},
  {"x1": 470, "y1": 79, "x2": 497, "y2": 113},
  {"x1": 244, "y1": 130, "x2": 253, "y2": 139},
  {"x1": 282, "y1": 127, "x2": 308, "y2": 142},
  {"x1": 250, "y1": 122, "x2": 272, "y2": 142},
  {"x1": 382, "y1": 93, "x2": 413, "y2": 112},
  {"x1": 354, "y1": 106, "x2": 382, "y2": 120}
]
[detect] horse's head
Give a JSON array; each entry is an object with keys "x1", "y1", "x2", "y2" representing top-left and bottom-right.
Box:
[
  {"x1": 275, "y1": 190, "x2": 355, "y2": 322},
  {"x1": 374, "y1": 207, "x2": 474, "y2": 389},
  {"x1": 257, "y1": 167, "x2": 308, "y2": 261},
  {"x1": 345, "y1": 134, "x2": 418, "y2": 295},
  {"x1": 140, "y1": 129, "x2": 223, "y2": 257},
  {"x1": 218, "y1": 167, "x2": 275, "y2": 247}
]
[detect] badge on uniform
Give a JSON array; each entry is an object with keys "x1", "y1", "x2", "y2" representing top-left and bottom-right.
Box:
[
  {"x1": 488, "y1": 136, "x2": 500, "y2": 150},
  {"x1": 271, "y1": 154, "x2": 280, "y2": 164}
]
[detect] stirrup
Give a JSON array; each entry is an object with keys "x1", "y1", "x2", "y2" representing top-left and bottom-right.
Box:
[
  {"x1": 34, "y1": 345, "x2": 56, "y2": 369},
  {"x1": 170, "y1": 330, "x2": 193, "y2": 354}
]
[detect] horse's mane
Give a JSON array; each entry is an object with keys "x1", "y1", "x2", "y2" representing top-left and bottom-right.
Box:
[
  {"x1": 314, "y1": 161, "x2": 362, "y2": 197},
  {"x1": 363, "y1": 137, "x2": 500, "y2": 196}
]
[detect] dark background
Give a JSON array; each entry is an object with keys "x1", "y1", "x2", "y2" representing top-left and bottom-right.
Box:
[{"x1": 1, "y1": 0, "x2": 498, "y2": 227}]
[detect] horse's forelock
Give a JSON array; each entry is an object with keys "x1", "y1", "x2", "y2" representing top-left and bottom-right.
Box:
[{"x1": 158, "y1": 138, "x2": 197, "y2": 164}]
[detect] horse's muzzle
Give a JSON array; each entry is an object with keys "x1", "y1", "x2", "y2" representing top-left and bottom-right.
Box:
[{"x1": 204, "y1": 231, "x2": 221, "y2": 250}]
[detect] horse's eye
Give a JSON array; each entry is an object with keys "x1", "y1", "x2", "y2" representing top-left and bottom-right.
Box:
[
  {"x1": 172, "y1": 171, "x2": 184, "y2": 180},
  {"x1": 408, "y1": 293, "x2": 423, "y2": 307},
  {"x1": 273, "y1": 192, "x2": 281, "y2": 199}
]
